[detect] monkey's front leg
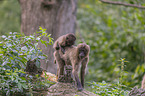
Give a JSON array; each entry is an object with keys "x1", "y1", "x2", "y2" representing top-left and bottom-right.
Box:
[
  {"x1": 57, "y1": 61, "x2": 65, "y2": 82},
  {"x1": 54, "y1": 51, "x2": 65, "y2": 82},
  {"x1": 72, "y1": 64, "x2": 83, "y2": 91},
  {"x1": 59, "y1": 62, "x2": 65, "y2": 76},
  {"x1": 81, "y1": 57, "x2": 88, "y2": 88}
]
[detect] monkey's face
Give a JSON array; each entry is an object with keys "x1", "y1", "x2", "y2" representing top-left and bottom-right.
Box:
[
  {"x1": 65, "y1": 34, "x2": 76, "y2": 46},
  {"x1": 78, "y1": 48, "x2": 87, "y2": 59},
  {"x1": 78, "y1": 43, "x2": 90, "y2": 59}
]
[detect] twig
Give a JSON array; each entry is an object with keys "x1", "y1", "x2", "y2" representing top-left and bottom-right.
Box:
[
  {"x1": 74, "y1": 17, "x2": 85, "y2": 43},
  {"x1": 99, "y1": 0, "x2": 145, "y2": 9}
]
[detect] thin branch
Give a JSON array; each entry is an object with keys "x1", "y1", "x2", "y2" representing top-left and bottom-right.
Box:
[
  {"x1": 99, "y1": 0, "x2": 145, "y2": 9},
  {"x1": 76, "y1": 21, "x2": 85, "y2": 43},
  {"x1": 74, "y1": 17, "x2": 85, "y2": 43}
]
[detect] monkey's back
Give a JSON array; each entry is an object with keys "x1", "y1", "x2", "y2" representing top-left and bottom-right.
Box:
[{"x1": 61, "y1": 46, "x2": 78, "y2": 66}]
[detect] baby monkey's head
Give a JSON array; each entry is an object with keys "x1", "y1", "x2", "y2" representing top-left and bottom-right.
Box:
[{"x1": 65, "y1": 33, "x2": 76, "y2": 46}]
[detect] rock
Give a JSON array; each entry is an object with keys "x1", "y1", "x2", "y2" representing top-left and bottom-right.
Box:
[
  {"x1": 42, "y1": 65, "x2": 97, "y2": 96},
  {"x1": 46, "y1": 82, "x2": 97, "y2": 96},
  {"x1": 129, "y1": 87, "x2": 145, "y2": 96}
]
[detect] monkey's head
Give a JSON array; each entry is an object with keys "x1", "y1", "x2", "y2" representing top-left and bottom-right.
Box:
[
  {"x1": 77, "y1": 43, "x2": 90, "y2": 59},
  {"x1": 65, "y1": 33, "x2": 76, "y2": 46}
]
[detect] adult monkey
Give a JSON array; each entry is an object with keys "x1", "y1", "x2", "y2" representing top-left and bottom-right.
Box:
[
  {"x1": 53, "y1": 33, "x2": 76, "y2": 79},
  {"x1": 58, "y1": 43, "x2": 90, "y2": 91}
]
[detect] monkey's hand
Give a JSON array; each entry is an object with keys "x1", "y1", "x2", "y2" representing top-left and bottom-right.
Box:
[
  {"x1": 56, "y1": 42, "x2": 65, "y2": 54},
  {"x1": 61, "y1": 47, "x2": 65, "y2": 54},
  {"x1": 56, "y1": 42, "x2": 60, "y2": 50}
]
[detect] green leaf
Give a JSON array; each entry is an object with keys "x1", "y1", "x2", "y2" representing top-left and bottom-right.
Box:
[
  {"x1": 6, "y1": 43, "x2": 12, "y2": 47},
  {"x1": 36, "y1": 37, "x2": 40, "y2": 41},
  {"x1": 21, "y1": 83, "x2": 28, "y2": 89},
  {"x1": 47, "y1": 34, "x2": 51, "y2": 37},
  {"x1": 39, "y1": 26, "x2": 43, "y2": 30},
  {"x1": 6, "y1": 90, "x2": 10, "y2": 96},
  {"x1": 2, "y1": 61, "x2": 8, "y2": 66},
  {"x1": 18, "y1": 82, "x2": 22, "y2": 90},
  {"x1": 38, "y1": 56, "x2": 46, "y2": 59},
  {"x1": 36, "y1": 60, "x2": 40, "y2": 68},
  {"x1": 21, "y1": 46, "x2": 28, "y2": 52},
  {"x1": 2, "y1": 35, "x2": 6, "y2": 38}
]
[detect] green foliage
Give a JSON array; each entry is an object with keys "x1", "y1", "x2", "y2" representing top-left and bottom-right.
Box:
[
  {"x1": 0, "y1": 27, "x2": 54, "y2": 95},
  {"x1": 87, "y1": 58, "x2": 130, "y2": 95},
  {"x1": 118, "y1": 58, "x2": 129, "y2": 87},
  {"x1": 1, "y1": 0, "x2": 145, "y2": 94},
  {"x1": 88, "y1": 81, "x2": 129, "y2": 96},
  {"x1": 77, "y1": 0, "x2": 145, "y2": 87}
]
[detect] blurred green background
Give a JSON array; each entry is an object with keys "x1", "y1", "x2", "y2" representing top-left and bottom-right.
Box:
[
  {"x1": 0, "y1": 0, "x2": 145, "y2": 88},
  {"x1": 0, "y1": 0, "x2": 20, "y2": 35}
]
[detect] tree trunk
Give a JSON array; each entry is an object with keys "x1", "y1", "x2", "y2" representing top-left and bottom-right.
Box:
[{"x1": 19, "y1": 0, "x2": 77, "y2": 74}]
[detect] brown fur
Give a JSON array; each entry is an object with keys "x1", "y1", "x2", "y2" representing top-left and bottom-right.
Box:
[
  {"x1": 53, "y1": 33, "x2": 76, "y2": 51},
  {"x1": 141, "y1": 74, "x2": 145, "y2": 89},
  {"x1": 58, "y1": 43, "x2": 90, "y2": 91},
  {"x1": 53, "y1": 33, "x2": 76, "y2": 78}
]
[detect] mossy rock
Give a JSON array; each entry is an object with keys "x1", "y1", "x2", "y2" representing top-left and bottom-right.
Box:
[{"x1": 46, "y1": 82, "x2": 97, "y2": 96}]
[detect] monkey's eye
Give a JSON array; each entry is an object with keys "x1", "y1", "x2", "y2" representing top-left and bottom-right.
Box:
[
  {"x1": 79, "y1": 48, "x2": 84, "y2": 51},
  {"x1": 66, "y1": 37, "x2": 69, "y2": 40}
]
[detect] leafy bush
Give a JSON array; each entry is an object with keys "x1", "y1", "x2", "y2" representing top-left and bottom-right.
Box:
[
  {"x1": 88, "y1": 81, "x2": 130, "y2": 96},
  {"x1": 0, "y1": 27, "x2": 54, "y2": 95},
  {"x1": 87, "y1": 58, "x2": 130, "y2": 95}
]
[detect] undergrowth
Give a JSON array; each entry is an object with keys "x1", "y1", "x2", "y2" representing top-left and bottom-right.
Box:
[
  {"x1": 87, "y1": 58, "x2": 131, "y2": 96},
  {"x1": 0, "y1": 27, "x2": 54, "y2": 96}
]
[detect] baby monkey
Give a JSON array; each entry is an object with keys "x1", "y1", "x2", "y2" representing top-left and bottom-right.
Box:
[
  {"x1": 53, "y1": 33, "x2": 76, "y2": 54},
  {"x1": 53, "y1": 33, "x2": 76, "y2": 78}
]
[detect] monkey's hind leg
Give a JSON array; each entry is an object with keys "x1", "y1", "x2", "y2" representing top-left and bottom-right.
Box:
[{"x1": 72, "y1": 63, "x2": 83, "y2": 91}]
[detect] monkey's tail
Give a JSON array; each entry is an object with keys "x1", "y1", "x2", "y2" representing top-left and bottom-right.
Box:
[{"x1": 141, "y1": 74, "x2": 145, "y2": 89}]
